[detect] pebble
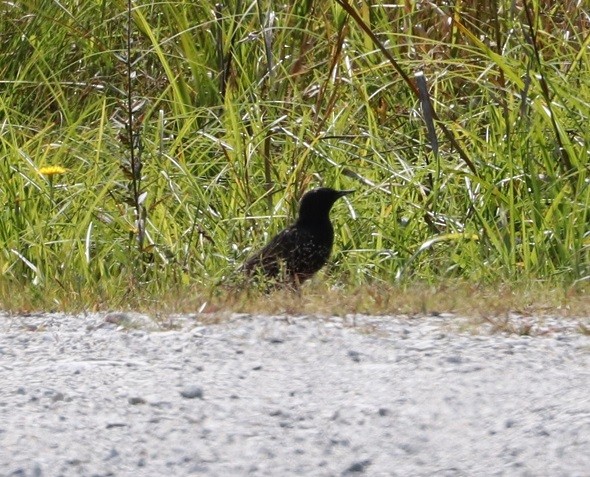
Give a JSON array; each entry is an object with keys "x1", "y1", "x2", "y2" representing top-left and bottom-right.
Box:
[
  {"x1": 343, "y1": 459, "x2": 372, "y2": 474},
  {"x1": 180, "y1": 385, "x2": 204, "y2": 399},
  {"x1": 128, "y1": 396, "x2": 146, "y2": 405}
]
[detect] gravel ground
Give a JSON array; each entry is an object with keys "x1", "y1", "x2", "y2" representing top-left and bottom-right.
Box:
[{"x1": 0, "y1": 311, "x2": 589, "y2": 477}]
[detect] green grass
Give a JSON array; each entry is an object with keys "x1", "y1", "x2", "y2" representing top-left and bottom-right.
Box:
[{"x1": 0, "y1": 0, "x2": 589, "y2": 313}]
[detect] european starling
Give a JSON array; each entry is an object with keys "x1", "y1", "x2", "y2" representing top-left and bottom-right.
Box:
[{"x1": 243, "y1": 187, "x2": 353, "y2": 286}]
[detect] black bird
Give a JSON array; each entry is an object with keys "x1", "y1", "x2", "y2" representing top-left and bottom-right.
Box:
[{"x1": 243, "y1": 187, "x2": 353, "y2": 286}]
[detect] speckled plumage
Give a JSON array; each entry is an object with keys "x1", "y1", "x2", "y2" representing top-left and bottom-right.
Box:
[{"x1": 243, "y1": 188, "x2": 353, "y2": 286}]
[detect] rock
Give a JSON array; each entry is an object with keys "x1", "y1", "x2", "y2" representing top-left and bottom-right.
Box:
[
  {"x1": 342, "y1": 459, "x2": 372, "y2": 474},
  {"x1": 180, "y1": 385, "x2": 204, "y2": 399},
  {"x1": 128, "y1": 396, "x2": 146, "y2": 405}
]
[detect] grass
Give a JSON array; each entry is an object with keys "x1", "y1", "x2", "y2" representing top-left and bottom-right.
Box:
[{"x1": 0, "y1": 0, "x2": 589, "y2": 315}]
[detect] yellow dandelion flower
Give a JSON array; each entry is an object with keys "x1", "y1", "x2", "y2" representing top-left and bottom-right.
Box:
[{"x1": 38, "y1": 166, "x2": 68, "y2": 176}]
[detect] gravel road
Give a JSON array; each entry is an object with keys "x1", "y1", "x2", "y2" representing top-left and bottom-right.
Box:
[{"x1": 0, "y1": 311, "x2": 588, "y2": 477}]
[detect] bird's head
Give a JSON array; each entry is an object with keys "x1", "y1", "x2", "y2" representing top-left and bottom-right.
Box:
[{"x1": 297, "y1": 187, "x2": 354, "y2": 224}]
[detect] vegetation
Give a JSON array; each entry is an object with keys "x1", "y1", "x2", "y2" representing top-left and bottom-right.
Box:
[{"x1": 0, "y1": 0, "x2": 588, "y2": 313}]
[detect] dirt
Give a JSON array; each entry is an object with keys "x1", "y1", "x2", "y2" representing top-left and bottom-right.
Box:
[{"x1": 0, "y1": 311, "x2": 588, "y2": 476}]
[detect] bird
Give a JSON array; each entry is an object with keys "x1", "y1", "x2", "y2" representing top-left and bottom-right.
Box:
[{"x1": 243, "y1": 187, "x2": 353, "y2": 287}]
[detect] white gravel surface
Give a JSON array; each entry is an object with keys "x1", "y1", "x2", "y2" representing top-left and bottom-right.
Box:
[{"x1": 0, "y1": 311, "x2": 589, "y2": 477}]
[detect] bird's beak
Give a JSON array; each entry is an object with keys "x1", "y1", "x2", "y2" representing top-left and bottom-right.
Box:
[{"x1": 337, "y1": 189, "x2": 355, "y2": 197}]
